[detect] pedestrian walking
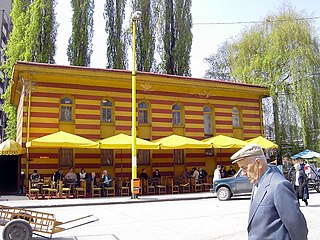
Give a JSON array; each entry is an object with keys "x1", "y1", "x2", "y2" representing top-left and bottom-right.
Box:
[{"x1": 230, "y1": 144, "x2": 308, "y2": 240}]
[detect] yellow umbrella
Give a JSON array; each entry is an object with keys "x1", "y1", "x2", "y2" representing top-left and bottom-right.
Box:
[
  {"x1": 98, "y1": 133, "x2": 159, "y2": 149},
  {"x1": 0, "y1": 139, "x2": 24, "y2": 155},
  {"x1": 153, "y1": 134, "x2": 211, "y2": 149},
  {"x1": 202, "y1": 135, "x2": 248, "y2": 148},
  {"x1": 26, "y1": 131, "x2": 99, "y2": 149},
  {"x1": 245, "y1": 136, "x2": 278, "y2": 149}
]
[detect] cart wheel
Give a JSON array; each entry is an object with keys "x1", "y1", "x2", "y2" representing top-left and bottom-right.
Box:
[{"x1": 2, "y1": 219, "x2": 33, "y2": 240}]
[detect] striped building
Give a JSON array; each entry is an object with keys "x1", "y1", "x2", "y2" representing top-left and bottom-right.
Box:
[{"x1": 10, "y1": 61, "x2": 268, "y2": 180}]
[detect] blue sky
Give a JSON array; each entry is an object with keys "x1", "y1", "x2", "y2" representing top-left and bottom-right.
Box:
[{"x1": 55, "y1": 0, "x2": 320, "y2": 78}]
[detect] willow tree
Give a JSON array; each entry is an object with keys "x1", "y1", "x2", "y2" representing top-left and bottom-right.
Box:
[
  {"x1": 1, "y1": 0, "x2": 58, "y2": 139},
  {"x1": 228, "y1": 5, "x2": 320, "y2": 151},
  {"x1": 157, "y1": 0, "x2": 192, "y2": 76},
  {"x1": 104, "y1": 0, "x2": 127, "y2": 69},
  {"x1": 67, "y1": 0, "x2": 94, "y2": 66},
  {"x1": 131, "y1": 0, "x2": 156, "y2": 72}
]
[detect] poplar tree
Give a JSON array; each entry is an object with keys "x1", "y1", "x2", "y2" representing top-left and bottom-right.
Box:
[
  {"x1": 67, "y1": 0, "x2": 94, "y2": 66},
  {"x1": 131, "y1": 0, "x2": 156, "y2": 72},
  {"x1": 158, "y1": 0, "x2": 192, "y2": 76},
  {"x1": 1, "y1": 0, "x2": 58, "y2": 139},
  {"x1": 104, "y1": 0, "x2": 127, "y2": 69}
]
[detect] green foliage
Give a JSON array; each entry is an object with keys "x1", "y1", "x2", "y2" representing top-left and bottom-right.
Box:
[
  {"x1": 104, "y1": 0, "x2": 127, "y2": 69},
  {"x1": 131, "y1": 0, "x2": 156, "y2": 72},
  {"x1": 1, "y1": 0, "x2": 58, "y2": 140},
  {"x1": 157, "y1": 0, "x2": 192, "y2": 76},
  {"x1": 226, "y1": 5, "x2": 320, "y2": 152},
  {"x1": 67, "y1": 0, "x2": 94, "y2": 66}
]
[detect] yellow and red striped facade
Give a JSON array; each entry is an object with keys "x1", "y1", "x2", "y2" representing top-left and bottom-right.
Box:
[{"x1": 10, "y1": 61, "x2": 268, "y2": 179}]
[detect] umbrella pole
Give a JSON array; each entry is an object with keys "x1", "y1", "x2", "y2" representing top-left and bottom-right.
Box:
[{"x1": 121, "y1": 149, "x2": 123, "y2": 180}]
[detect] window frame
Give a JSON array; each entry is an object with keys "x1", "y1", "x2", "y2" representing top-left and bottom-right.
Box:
[
  {"x1": 232, "y1": 107, "x2": 242, "y2": 128},
  {"x1": 58, "y1": 148, "x2": 73, "y2": 168},
  {"x1": 100, "y1": 149, "x2": 114, "y2": 166},
  {"x1": 101, "y1": 98, "x2": 114, "y2": 124},
  {"x1": 138, "y1": 100, "x2": 150, "y2": 125},
  {"x1": 172, "y1": 103, "x2": 184, "y2": 126},
  {"x1": 174, "y1": 149, "x2": 185, "y2": 165},
  {"x1": 59, "y1": 96, "x2": 74, "y2": 122}
]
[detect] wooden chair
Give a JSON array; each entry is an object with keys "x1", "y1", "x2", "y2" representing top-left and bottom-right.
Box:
[
  {"x1": 119, "y1": 179, "x2": 130, "y2": 196},
  {"x1": 171, "y1": 178, "x2": 180, "y2": 194},
  {"x1": 146, "y1": 179, "x2": 155, "y2": 195},
  {"x1": 202, "y1": 175, "x2": 212, "y2": 192},
  {"x1": 91, "y1": 181, "x2": 102, "y2": 197},
  {"x1": 192, "y1": 177, "x2": 203, "y2": 193},
  {"x1": 180, "y1": 178, "x2": 191, "y2": 193},
  {"x1": 156, "y1": 177, "x2": 166, "y2": 195},
  {"x1": 103, "y1": 180, "x2": 115, "y2": 197},
  {"x1": 58, "y1": 180, "x2": 71, "y2": 198},
  {"x1": 75, "y1": 181, "x2": 86, "y2": 198},
  {"x1": 28, "y1": 180, "x2": 39, "y2": 199}
]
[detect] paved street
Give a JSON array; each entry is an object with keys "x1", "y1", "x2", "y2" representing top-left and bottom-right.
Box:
[{"x1": 1, "y1": 191, "x2": 319, "y2": 240}]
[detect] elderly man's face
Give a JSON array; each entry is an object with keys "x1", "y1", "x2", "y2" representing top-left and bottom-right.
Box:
[{"x1": 236, "y1": 157, "x2": 260, "y2": 185}]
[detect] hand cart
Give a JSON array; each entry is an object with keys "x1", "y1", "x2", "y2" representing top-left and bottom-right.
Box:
[{"x1": 0, "y1": 205, "x2": 98, "y2": 239}]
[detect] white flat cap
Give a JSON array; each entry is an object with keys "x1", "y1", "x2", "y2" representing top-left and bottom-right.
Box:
[{"x1": 231, "y1": 144, "x2": 264, "y2": 164}]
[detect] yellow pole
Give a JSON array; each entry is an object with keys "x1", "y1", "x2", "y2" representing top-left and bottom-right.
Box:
[
  {"x1": 26, "y1": 78, "x2": 32, "y2": 184},
  {"x1": 131, "y1": 18, "x2": 138, "y2": 199}
]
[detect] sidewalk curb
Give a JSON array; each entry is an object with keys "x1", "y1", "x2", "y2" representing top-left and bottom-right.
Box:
[{"x1": 3, "y1": 194, "x2": 215, "y2": 209}]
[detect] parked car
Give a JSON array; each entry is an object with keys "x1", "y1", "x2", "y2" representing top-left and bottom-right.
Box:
[{"x1": 211, "y1": 165, "x2": 281, "y2": 201}]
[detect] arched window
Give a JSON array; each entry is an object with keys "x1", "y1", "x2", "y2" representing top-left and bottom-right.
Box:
[
  {"x1": 172, "y1": 103, "x2": 183, "y2": 126},
  {"x1": 60, "y1": 96, "x2": 73, "y2": 122},
  {"x1": 232, "y1": 107, "x2": 241, "y2": 128},
  {"x1": 138, "y1": 101, "x2": 149, "y2": 124},
  {"x1": 204, "y1": 105, "x2": 213, "y2": 137},
  {"x1": 101, "y1": 98, "x2": 113, "y2": 123}
]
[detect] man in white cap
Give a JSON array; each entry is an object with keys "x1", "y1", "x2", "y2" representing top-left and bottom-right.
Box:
[{"x1": 231, "y1": 144, "x2": 308, "y2": 240}]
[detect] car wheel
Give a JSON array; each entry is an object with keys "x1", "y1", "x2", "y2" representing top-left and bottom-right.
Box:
[
  {"x1": 2, "y1": 219, "x2": 33, "y2": 240},
  {"x1": 217, "y1": 187, "x2": 231, "y2": 201}
]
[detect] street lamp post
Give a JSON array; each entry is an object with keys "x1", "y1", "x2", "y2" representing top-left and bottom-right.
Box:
[{"x1": 131, "y1": 11, "x2": 142, "y2": 199}]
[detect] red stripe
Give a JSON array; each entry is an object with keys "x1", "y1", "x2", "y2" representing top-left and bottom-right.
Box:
[
  {"x1": 115, "y1": 106, "x2": 131, "y2": 112},
  {"x1": 116, "y1": 126, "x2": 131, "y2": 131},
  {"x1": 215, "y1": 112, "x2": 232, "y2": 117},
  {"x1": 30, "y1": 122, "x2": 59, "y2": 128},
  {"x1": 80, "y1": 134, "x2": 100, "y2": 140},
  {"x1": 243, "y1": 114, "x2": 260, "y2": 118},
  {"x1": 213, "y1": 96, "x2": 259, "y2": 103},
  {"x1": 244, "y1": 122, "x2": 261, "y2": 126},
  {"x1": 115, "y1": 172, "x2": 131, "y2": 177},
  {"x1": 77, "y1": 104, "x2": 100, "y2": 110},
  {"x1": 114, "y1": 97, "x2": 132, "y2": 102},
  {"x1": 185, "y1": 128, "x2": 204, "y2": 133},
  {"x1": 115, "y1": 116, "x2": 131, "y2": 121},
  {"x1": 216, "y1": 120, "x2": 232, "y2": 125},
  {"x1": 186, "y1": 153, "x2": 205, "y2": 158},
  {"x1": 152, "y1": 153, "x2": 173, "y2": 158},
  {"x1": 152, "y1": 117, "x2": 171, "y2": 123},
  {"x1": 75, "y1": 153, "x2": 101, "y2": 158},
  {"x1": 115, "y1": 153, "x2": 131, "y2": 158},
  {"x1": 75, "y1": 124, "x2": 100, "y2": 130},
  {"x1": 216, "y1": 129, "x2": 233, "y2": 133},
  {"x1": 185, "y1": 119, "x2": 203, "y2": 124},
  {"x1": 74, "y1": 163, "x2": 101, "y2": 168},
  {"x1": 115, "y1": 163, "x2": 132, "y2": 168},
  {"x1": 244, "y1": 129, "x2": 261, "y2": 134},
  {"x1": 29, "y1": 164, "x2": 59, "y2": 169},
  {"x1": 31, "y1": 112, "x2": 59, "y2": 118},
  {"x1": 242, "y1": 106, "x2": 259, "y2": 111},
  {"x1": 152, "y1": 162, "x2": 174, "y2": 167},
  {"x1": 152, "y1": 109, "x2": 171, "y2": 114},
  {"x1": 32, "y1": 102, "x2": 59, "y2": 108},
  {"x1": 186, "y1": 162, "x2": 205, "y2": 167},
  {"x1": 152, "y1": 126, "x2": 173, "y2": 132},
  {"x1": 30, "y1": 153, "x2": 58, "y2": 158},
  {"x1": 75, "y1": 114, "x2": 100, "y2": 120}
]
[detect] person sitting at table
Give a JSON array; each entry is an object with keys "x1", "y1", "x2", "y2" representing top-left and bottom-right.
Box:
[
  {"x1": 53, "y1": 168, "x2": 63, "y2": 183},
  {"x1": 192, "y1": 167, "x2": 200, "y2": 182},
  {"x1": 198, "y1": 168, "x2": 207, "y2": 183},
  {"x1": 30, "y1": 170, "x2": 40, "y2": 182},
  {"x1": 64, "y1": 167, "x2": 78, "y2": 186},
  {"x1": 79, "y1": 168, "x2": 87, "y2": 182},
  {"x1": 101, "y1": 170, "x2": 113, "y2": 187},
  {"x1": 139, "y1": 168, "x2": 149, "y2": 180},
  {"x1": 153, "y1": 169, "x2": 161, "y2": 179}
]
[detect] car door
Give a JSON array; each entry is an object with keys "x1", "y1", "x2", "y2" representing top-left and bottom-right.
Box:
[{"x1": 235, "y1": 169, "x2": 253, "y2": 194}]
